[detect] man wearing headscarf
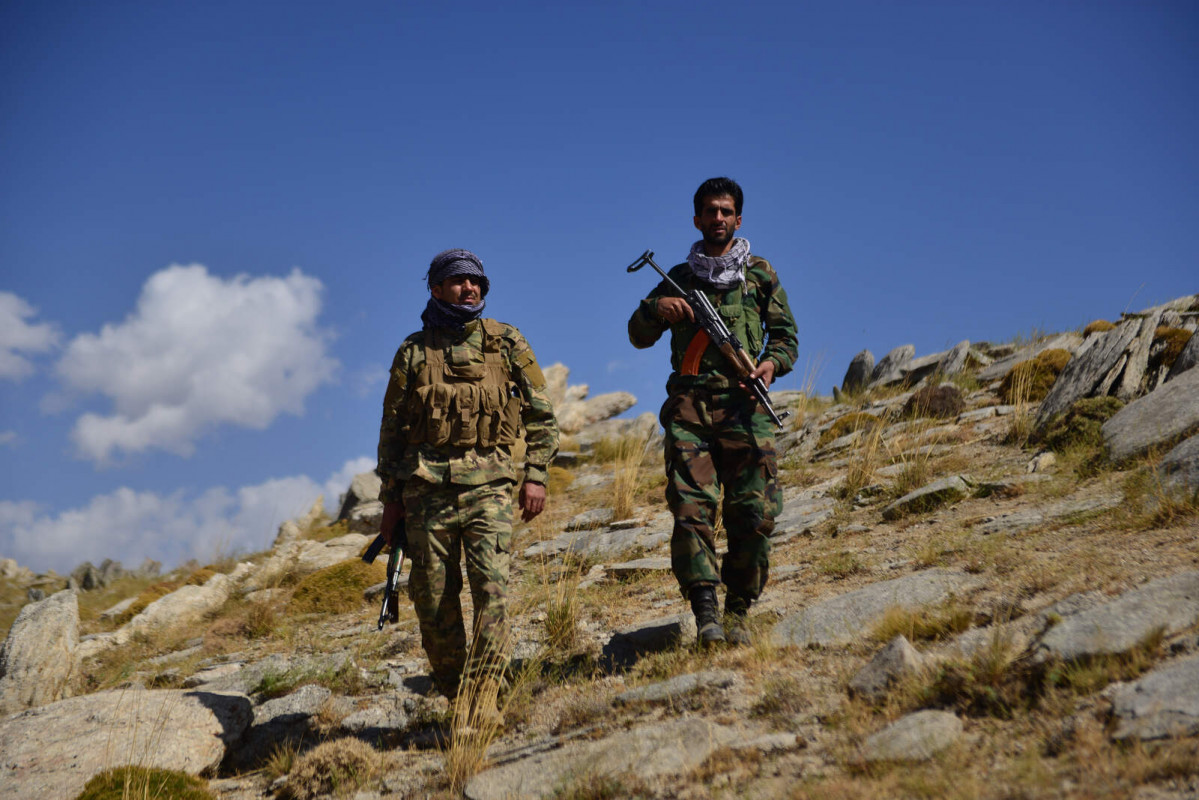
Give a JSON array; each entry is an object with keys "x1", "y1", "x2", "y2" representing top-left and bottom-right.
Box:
[
  {"x1": 377, "y1": 249, "x2": 558, "y2": 727},
  {"x1": 628, "y1": 178, "x2": 798, "y2": 648}
]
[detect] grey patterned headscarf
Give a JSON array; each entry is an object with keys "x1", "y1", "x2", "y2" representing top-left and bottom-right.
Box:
[
  {"x1": 421, "y1": 248, "x2": 488, "y2": 331},
  {"x1": 425, "y1": 248, "x2": 490, "y2": 297},
  {"x1": 687, "y1": 237, "x2": 751, "y2": 290}
]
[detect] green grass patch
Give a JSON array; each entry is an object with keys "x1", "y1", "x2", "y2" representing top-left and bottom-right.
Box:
[
  {"x1": 287, "y1": 559, "x2": 385, "y2": 615},
  {"x1": 75, "y1": 766, "x2": 214, "y2": 800}
]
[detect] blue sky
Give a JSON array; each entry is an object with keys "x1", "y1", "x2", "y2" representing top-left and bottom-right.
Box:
[{"x1": 1, "y1": 1, "x2": 1196, "y2": 573}]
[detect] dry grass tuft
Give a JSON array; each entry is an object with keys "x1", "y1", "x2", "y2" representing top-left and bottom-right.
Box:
[
  {"x1": 870, "y1": 600, "x2": 973, "y2": 644},
  {"x1": 1083, "y1": 319, "x2": 1116, "y2": 336},
  {"x1": 287, "y1": 560, "x2": 386, "y2": 615},
  {"x1": 900, "y1": 384, "x2": 965, "y2": 420},
  {"x1": 278, "y1": 737, "x2": 379, "y2": 800},
  {"x1": 999, "y1": 348, "x2": 1071, "y2": 405},
  {"x1": 818, "y1": 412, "x2": 885, "y2": 449}
]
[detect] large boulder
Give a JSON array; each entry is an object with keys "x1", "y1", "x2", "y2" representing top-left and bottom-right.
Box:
[
  {"x1": 1100, "y1": 367, "x2": 1199, "y2": 462},
  {"x1": 870, "y1": 345, "x2": 915, "y2": 387},
  {"x1": 1034, "y1": 318, "x2": 1146, "y2": 428},
  {"x1": 557, "y1": 391, "x2": 638, "y2": 434},
  {"x1": 1166, "y1": 330, "x2": 1199, "y2": 381},
  {"x1": 841, "y1": 349, "x2": 874, "y2": 393},
  {"x1": 0, "y1": 589, "x2": 79, "y2": 715},
  {"x1": 0, "y1": 689, "x2": 252, "y2": 799},
  {"x1": 336, "y1": 471, "x2": 381, "y2": 522}
]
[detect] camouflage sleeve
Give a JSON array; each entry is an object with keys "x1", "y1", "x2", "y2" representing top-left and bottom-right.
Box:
[
  {"x1": 377, "y1": 339, "x2": 417, "y2": 504},
  {"x1": 756, "y1": 259, "x2": 799, "y2": 378},
  {"x1": 507, "y1": 328, "x2": 559, "y2": 485},
  {"x1": 627, "y1": 277, "x2": 672, "y2": 349}
]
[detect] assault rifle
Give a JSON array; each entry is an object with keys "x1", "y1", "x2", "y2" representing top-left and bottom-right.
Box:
[
  {"x1": 626, "y1": 249, "x2": 790, "y2": 428},
  {"x1": 362, "y1": 519, "x2": 407, "y2": 630}
]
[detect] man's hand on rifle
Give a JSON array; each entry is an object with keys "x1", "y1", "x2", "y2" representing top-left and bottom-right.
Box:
[
  {"x1": 519, "y1": 481, "x2": 546, "y2": 522},
  {"x1": 743, "y1": 359, "x2": 776, "y2": 390},
  {"x1": 656, "y1": 297, "x2": 694, "y2": 325},
  {"x1": 380, "y1": 501, "x2": 405, "y2": 546}
]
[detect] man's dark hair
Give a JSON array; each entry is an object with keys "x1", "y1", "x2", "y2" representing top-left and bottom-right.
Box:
[{"x1": 693, "y1": 177, "x2": 744, "y2": 216}]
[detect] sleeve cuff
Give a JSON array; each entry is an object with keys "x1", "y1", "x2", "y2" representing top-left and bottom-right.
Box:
[{"x1": 524, "y1": 464, "x2": 549, "y2": 485}]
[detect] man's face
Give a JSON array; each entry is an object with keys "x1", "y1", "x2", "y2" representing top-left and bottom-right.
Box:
[
  {"x1": 431, "y1": 274, "x2": 482, "y2": 306},
  {"x1": 693, "y1": 194, "x2": 742, "y2": 249}
]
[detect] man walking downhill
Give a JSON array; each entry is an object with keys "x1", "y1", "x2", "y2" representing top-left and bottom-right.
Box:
[
  {"x1": 628, "y1": 177, "x2": 798, "y2": 646},
  {"x1": 377, "y1": 249, "x2": 559, "y2": 726}
]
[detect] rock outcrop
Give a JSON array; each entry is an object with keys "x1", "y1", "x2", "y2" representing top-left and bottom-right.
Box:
[{"x1": 0, "y1": 590, "x2": 79, "y2": 715}]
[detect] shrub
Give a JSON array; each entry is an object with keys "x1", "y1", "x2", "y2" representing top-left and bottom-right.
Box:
[
  {"x1": 76, "y1": 766, "x2": 213, "y2": 800},
  {"x1": 1083, "y1": 319, "x2": 1115, "y2": 336},
  {"x1": 1040, "y1": 396, "x2": 1124, "y2": 455},
  {"x1": 1151, "y1": 327, "x2": 1193, "y2": 371},
  {"x1": 287, "y1": 559, "x2": 386, "y2": 615},
  {"x1": 901, "y1": 384, "x2": 964, "y2": 420},
  {"x1": 817, "y1": 412, "x2": 884, "y2": 448},
  {"x1": 279, "y1": 738, "x2": 378, "y2": 800},
  {"x1": 999, "y1": 348, "x2": 1071, "y2": 404}
]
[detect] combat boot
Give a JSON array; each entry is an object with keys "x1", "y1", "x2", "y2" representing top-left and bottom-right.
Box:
[
  {"x1": 690, "y1": 584, "x2": 726, "y2": 647},
  {"x1": 724, "y1": 594, "x2": 752, "y2": 646}
]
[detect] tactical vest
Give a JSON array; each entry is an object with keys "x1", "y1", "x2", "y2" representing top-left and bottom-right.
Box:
[{"x1": 404, "y1": 319, "x2": 521, "y2": 448}]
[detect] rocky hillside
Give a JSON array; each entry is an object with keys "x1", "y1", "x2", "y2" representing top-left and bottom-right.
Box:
[{"x1": 1, "y1": 297, "x2": 1197, "y2": 800}]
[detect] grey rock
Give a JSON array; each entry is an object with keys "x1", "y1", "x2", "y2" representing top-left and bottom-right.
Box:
[
  {"x1": 614, "y1": 670, "x2": 738, "y2": 705},
  {"x1": 1115, "y1": 309, "x2": 1165, "y2": 402},
  {"x1": 566, "y1": 507, "x2": 615, "y2": 532},
  {"x1": 773, "y1": 492, "x2": 837, "y2": 543},
  {"x1": 1036, "y1": 571, "x2": 1199, "y2": 661},
  {"x1": 0, "y1": 689, "x2": 252, "y2": 799},
  {"x1": 977, "y1": 333, "x2": 1083, "y2": 383},
  {"x1": 842, "y1": 349, "x2": 874, "y2": 393},
  {"x1": 347, "y1": 499, "x2": 384, "y2": 534},
  {"x1": 881, "y1": 476, "x2": 971, "y2": 521},
  {"x1": 859, "y1": 710, "x2": 963, "y2": 762},
  {"x1": 69, "y1": 561, "x2": 103, "y2": 591},
  {"x1": 464, "y1": 718, "x2": 740, "y2": 800},
  {"x1": 337, "y1": 470, "x2": 382, "y2": 521},
  {"x1": 871, "y1": 344, "x2": 915, "y2": 386},
  {"x1": 1102, "y1": 367, "x2": 1199, "y2": 462},
  {"x1": 607, "y1": 558, "x2": 672, "y2": 578},
  {"x1": 1035, "y1": 320, "x2": 1142, "y2": 428},
  {"x1": 1110, "y1": 653, "x2": 1199, "y2": 741},
  {"x1": 26, "y1": 588, "x2": 45, "y2": 602},
  {"x1": 1157, "y1": 434, "x2": 1199, "y2": 495},
  {"x1": 773, "y1": 569, "x2": 975, "y2": 648},
  {"x1": 848, "y1": 635, "x2": 928, "y2": 703},
  {"x1": 603, "y1": 614, "x2": 696, "y2": 669},
  {"x1": 1166, "y1": 329, "x2": 1199, "y2": 381},
  {"x1": 975, "y1": 493, "x2": 1121, "y2": 536},
  {"x1": 572, "y1": 412, "x2": 659, "y2": 448},
  {"x1": 230, "y1": 684, "x2": 333, "y2": 769},
  {"x1": 339, "y1": 698, "x2": 410, "y2": 740},
  {"x1": 0, "y1": 589, "x2": 78, "y2": 715},
  {"x1": 941, "y1": 340, "x2": 972, "y2": 376},
  {"x1": 558, "y1": 391, "x2": 638, "y2": 435},
  {"x1": 183, "y1": 662, "x2": 245, "y2": 689}
]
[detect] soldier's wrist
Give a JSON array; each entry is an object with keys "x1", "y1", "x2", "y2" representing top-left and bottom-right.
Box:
[{"x1": 524, "y1": 464, "x2": 549, "y2": 485}]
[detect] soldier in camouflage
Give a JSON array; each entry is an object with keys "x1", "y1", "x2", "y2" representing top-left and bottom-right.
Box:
[
  {"x1": 377, "y1": 249, "x2": 559, "y2": 723},
  {"x1": 628, "y1": 178, "x2": 798, "y2": 647}
]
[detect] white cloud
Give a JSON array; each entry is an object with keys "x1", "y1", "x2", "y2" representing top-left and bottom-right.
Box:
[
  {"x1": 55, "y1": 264, "x2": 338, "y2": 463},
  {"x1": 0, "y1": 292, "x2": 60, "y2": 380},
  {"x1": 0, "y1": 457, "x2": 374, "y2": 574},
  {"x1": 0, "y1": 430, "x2": 16, "y2": 447}
]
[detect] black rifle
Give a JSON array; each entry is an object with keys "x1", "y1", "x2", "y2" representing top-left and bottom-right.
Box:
[
  {"x1": 626, "y1": 249, "x2": 790, "y2": 428},
  {"x1": 362, "y1": 519, "x2": 407, "y2": 630}
]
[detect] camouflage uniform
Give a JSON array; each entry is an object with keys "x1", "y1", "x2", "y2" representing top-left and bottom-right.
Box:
[
  {"x1": 628, "y1": 256, "x2": 798, "y2": 609},
  {"x1": 378, "y1": 319, "x2": 558, "y2": 696}
]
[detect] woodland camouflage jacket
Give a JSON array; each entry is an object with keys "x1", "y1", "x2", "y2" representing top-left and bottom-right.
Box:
[{"x1": 628, "y1": 255, "x2": 799, "y2": 392}]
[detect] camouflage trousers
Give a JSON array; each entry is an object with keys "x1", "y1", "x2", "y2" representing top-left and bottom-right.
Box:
[
  {"x1": 660, "y1": 388, "x2": 782, "y2": 607},
  {"x1": 402, "y1": 477, "x2": 513, "y2": 698}
]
